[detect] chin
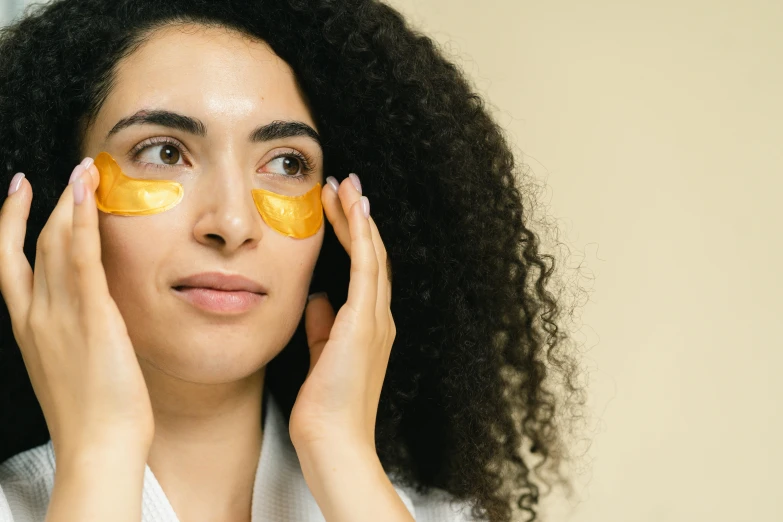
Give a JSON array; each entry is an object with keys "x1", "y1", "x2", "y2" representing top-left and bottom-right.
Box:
[{"x1": 134, "y1": 334, "x2": 278, "y2": 385}]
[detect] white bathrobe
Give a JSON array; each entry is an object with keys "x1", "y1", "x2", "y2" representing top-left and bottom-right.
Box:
[{"x1": 0, "y1": 392, "x2": 476, "y2": 521}]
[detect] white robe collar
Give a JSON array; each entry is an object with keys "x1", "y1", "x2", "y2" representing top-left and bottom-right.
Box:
[{"x1": 137, "y1": 391, "x2": 416, "y2": 521}]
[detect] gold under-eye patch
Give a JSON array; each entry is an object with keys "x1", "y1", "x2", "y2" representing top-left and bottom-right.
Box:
[
  {"x1": 93, "y1": 152, "x2": 323, "y2": 239},
  {"x1": 251, "y1": 185, "x2": 323, "y2": 239},
  {"x1": 94, "y1": 152, "x2": 183, "y2": 216}
]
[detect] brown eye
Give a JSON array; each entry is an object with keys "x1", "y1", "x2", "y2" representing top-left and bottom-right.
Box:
[
  {"x1": 160, "y1": 145, "x2": 180, "y2": 165},
  {"x1": 281, "y1": 156, "x2": 301, "y2": 176},
  {"x1": 260, "y1": 152, "x2": 312, "y2": 181}
]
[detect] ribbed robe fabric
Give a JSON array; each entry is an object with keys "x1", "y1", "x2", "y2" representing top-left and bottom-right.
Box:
[{"x1": 0, "y1": 393, "x2": 476, "y2": 521}]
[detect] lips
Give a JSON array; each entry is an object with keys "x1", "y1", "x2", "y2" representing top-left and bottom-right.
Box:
[
  {"x1": 171, "y1": 271, "x2": 267, "y2": 294},
  {"x1": 171, "y1": 286, "x2": 266, "y2": 314}
]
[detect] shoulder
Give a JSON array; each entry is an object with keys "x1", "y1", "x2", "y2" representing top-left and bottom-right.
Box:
[{"x1": 0, "y1": 440, "x2": 56, "y2": 522}]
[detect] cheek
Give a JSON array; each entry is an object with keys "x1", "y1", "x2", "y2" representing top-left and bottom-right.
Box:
[
  {"x1": 98, "y1": 215, "x2": 168, "y2": 296},
  {"x1": 271, "y1": 228, "x2": 324, "y2": 297},
  {"x1": 236, "y1": 230, "x2": 325, "y2": 349}
]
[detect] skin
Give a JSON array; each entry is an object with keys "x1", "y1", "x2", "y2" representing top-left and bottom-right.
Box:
[
  {"x1": 79, "y1": 25, "x2": 326, "y2": 520},
  {"x1": 0, "y1": 23, "x2": 411, "y2": 522},
  {"x1": 80, "y1": 25, "x2": 325, "y2": 520}
]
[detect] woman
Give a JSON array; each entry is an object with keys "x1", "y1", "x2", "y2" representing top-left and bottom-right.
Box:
[{"x1": 0, "y1": 1, "x2": 583, "y2": 521}]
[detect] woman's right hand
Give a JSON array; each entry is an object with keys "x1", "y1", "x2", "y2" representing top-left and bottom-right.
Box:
[{"x1": 0, "y1": 159, "x2": 154, "y2": 463}]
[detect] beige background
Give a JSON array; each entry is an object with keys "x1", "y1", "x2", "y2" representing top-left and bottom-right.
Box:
[
  {"x1": 4, "y1": 0, "x2": 782, "y2": 520},
  {"x1": 0, "y1": 0, "x2": 24, "y2": 26},
  {"x1": 385, "y1": 0, "x2": 783, "y2": 520}
]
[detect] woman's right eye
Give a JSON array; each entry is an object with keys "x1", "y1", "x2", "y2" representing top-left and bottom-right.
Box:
[{"x1": 133, "y1": 140, "x2": 189, "y2": 169}]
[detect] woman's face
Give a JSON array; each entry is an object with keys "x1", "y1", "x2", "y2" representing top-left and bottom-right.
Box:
[{"x1": 80, "y1": 24, "x2": 324, "y2": 384}]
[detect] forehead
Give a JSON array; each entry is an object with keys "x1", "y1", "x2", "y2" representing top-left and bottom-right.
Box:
[{"x1": 91, "y1": 24, "x2": 315, "y2": 140}]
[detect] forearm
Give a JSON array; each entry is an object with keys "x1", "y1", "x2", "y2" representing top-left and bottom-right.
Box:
[
  {"x1": 295, "y1": 440, "x2": 415, "y2": 522},
  {"x1": 47, "y1": 445, "x2": 147, "y2": 522}
]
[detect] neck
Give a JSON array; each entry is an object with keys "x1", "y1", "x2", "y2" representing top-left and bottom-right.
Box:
[{"x1": 140, "y1": 360, "x2": 266, "y2": 522}]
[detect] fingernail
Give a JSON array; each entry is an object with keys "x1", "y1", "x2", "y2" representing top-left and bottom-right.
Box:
[
  {"x1": 326, "y1": 176, "x2": 339, "y2": 192},
  {"x1": 348, "y1": 173, "x2": 362, "y2": 195},
  {"x1": 80, "y1": 157, "x2": 94, "y2": 170},
  {"x1": 307, "y1": 291, "x2": 328, "y2": 302},
  {"x1": 360, "y1": 196, "x2": 370, "y2": 218},
  {"x1": 8, "y1": 172, "x2": 25, "y2": 196},
  {"x1": 69, "y1": 164, "x2": 86, "y2": 185},
  {"x1": 73, "y1": 177, "x2": 86, "y2": 205}
]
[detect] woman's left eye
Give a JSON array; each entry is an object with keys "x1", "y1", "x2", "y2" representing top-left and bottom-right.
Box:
[{"x1": 265, "y1": 155, "x2": 305, "y2": 177}]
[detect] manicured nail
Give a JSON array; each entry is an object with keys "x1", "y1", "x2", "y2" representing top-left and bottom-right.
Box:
[
  {"x1": 326, "y1": 176, "x2": 340, "y2": 192},
  {"x1": 349, "y1": 173, "x2": 362, "y2": 195},
  {"x1": 360, "y1": 196, "x2": 370, "y2": 218},
  {"x1": 8, "y1": 172, "x2": 25, "y2": 196},
  {"x1": 69, "y1": 164, "x2": 86, "y2": 185},
  {"x1": 307, "y1": 291, "x2": 328, "y2": 302},
  {"x1": 73, "y1": 177, "x2": 86, "y2": 205},
  {"x1": 80, "y1": 157, "x2": 94, "y2": 170}
]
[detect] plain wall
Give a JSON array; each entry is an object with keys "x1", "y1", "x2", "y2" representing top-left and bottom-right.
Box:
[
  {"x1": 385, "y1": 0, "x2": 782, "y2": 520},
  {"x1": 0, "y1": 0, "x2": 25, "y2": 26},
  {"x1": 2, "y1": 0, "x2": 781, "y2": 520}
]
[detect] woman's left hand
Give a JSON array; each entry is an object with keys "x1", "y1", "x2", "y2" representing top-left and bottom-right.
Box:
[{"x1": 289, "y1": 173, "x2": 395, "y2": 454}]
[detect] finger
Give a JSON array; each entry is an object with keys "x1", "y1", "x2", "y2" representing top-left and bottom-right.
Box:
[
  {"x1": 331, "y1": 175, "x2": 390, "y2": 316},
  {"x1": 337, "y1": 174, "x2": 362, "y2": 228},
  {"x1": 304, "y1": 292, "x2": 335, "y2": 376},
  {"x1": 321, "y1": 176, "x2": 351, "y2": 254},
  {"x1": 87, "y1": 161, "x2": 100, "y2": 189},
  {"x1": 71, "y1": 164, "x2": 111, "y2": 317},
  {"x1": 333, "y1": 174, "x2": 364, "y2": 253},
  {"x1": 41, "y1": 164, "x2": 86, "y2": 307},
  {"x1": 367, "y1": 216, "x2": 392, "y2": 314},
  {"x1": 0, "y1": 172, "x2": 34, "y2": 325},
  {"x1": 344, "y1": 196, "x2": 378, "y2": 320}
]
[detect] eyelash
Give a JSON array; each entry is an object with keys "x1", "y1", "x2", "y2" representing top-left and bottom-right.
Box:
[{"x1": 128, "y1": 136, "x2": 316, "y2": 182}]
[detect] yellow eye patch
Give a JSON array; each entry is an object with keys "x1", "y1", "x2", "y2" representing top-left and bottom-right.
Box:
[
  {"x1": 93, "y1": 152, "x2": 323, "y2": 239},
  {"x1": 94, "y1": 152, "x2": 184, "y2": 216},
  {"x1": 250, "y1": 183, "x2": 323, "y2": 239}
]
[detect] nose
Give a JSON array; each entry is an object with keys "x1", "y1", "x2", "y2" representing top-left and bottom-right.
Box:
[{"x1": 191, "y1": 162, "x2": 264, "y2": 253}]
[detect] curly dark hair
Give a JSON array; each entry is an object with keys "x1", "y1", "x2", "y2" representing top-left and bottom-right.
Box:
[{"x1": 0, "y1": 0, "x2": 588, "y2": 520}]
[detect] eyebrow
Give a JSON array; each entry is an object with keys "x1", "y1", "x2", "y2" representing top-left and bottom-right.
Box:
[{"x1": 106, "y1": 109, "x2": 322, "y2": 147}]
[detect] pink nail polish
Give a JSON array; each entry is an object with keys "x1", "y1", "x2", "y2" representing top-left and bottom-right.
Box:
[
  {"x1": 8, "y1": 172, "x2": 25, "y2": 196},
  {"x1": 80, "y1": 157, "x2": 94, "y2": 170},
  {"x1": 360, "y1": 196, "x2": 370, "y2": 218},
  {"x1": 69, "y1": 164, "x2": 86, "y2": 185},
  {"x1": 73, "y1": 178, "x2": 86, "y2": 205},
  {"x1": 326, "y1": 176, "x2": 340, "y2": 192},
  {"x1": 349, "y1": 173, "x2": 362, "y2": 194}
]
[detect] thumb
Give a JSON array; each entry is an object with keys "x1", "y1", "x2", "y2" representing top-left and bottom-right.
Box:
[{"x1": 304, "y1": 292, "x2": 334, "y2": 376}]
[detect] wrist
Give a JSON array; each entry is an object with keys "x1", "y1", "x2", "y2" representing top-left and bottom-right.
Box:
[
  {"x1": 48, "y1": 443, "x2": 147, "y2": 522},
  {"x1": 294, "y1": 437, "x2": 378, "y2": 471},
  {"x1": 54, "y1": 439, "x2": 150, "y2": 476},
  {"x1": 295, "y1": 434, "x2": 377, "y2": 464},
  {"x1": 294, "y1": 437, "x2": 415, "y2": 522},
  {"x1": 290, "y1": 423, "x2": 375, "y2": 455}
]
